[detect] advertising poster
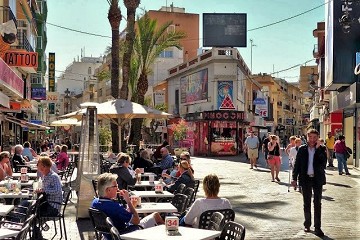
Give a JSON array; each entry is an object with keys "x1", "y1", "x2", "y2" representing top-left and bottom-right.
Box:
[
  {"x1": 217, "y1": 81, "x2": 235, "y2": 110},
  {"x1": 31, "y1": 87, "x2": 46, "y2": 100},
  {"x1": 180, "y1": 69, "x2": 208, "y2": 104}
]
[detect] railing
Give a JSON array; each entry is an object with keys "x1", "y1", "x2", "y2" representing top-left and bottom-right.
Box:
[
  {"x1": 13, "y1": 32, "x2": 35, "y2": 52},
  {"x1": 284, "y1": 105, "x2": 290, "y2": 111}
]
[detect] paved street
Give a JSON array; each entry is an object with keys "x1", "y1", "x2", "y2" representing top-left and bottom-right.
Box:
[{"x1": 43, "y1": 151, "x2": 360, "y2": 240}]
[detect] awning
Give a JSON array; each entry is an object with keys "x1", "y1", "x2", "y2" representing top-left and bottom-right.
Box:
[
  {"x1": 4, "y1": 115, "x2": 49, "y2": 130},
  {"x1": 0, "y1": 91, "x2": 10, "y2": 108}
]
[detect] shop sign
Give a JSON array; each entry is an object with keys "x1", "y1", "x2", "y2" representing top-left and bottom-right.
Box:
[
  {"x1": 46, "y1": 92, "x2": 59, "y2": 102},
  {"x1": 31, "y1": 87, "x2": 46, "y2": 100},
  {"x1": 203, "y1": 110, "x2": 244, "y2": 121},
  {"x1": 0, "y1": 58, "x2": 24, "y2": 97},
  {"x1": 3, "y1": 51, "x2": 38, "y2": 68},
  {"x1": 48, "y1": 52, "x2": 55, "y2": 92},
  {"x1": 211, "y1": 121, "x2": 237, "y2": 128}
]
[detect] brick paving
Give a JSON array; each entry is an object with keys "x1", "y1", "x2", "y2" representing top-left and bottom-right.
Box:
[{"x1": 43, "y1": 152, "x2": 360, "y2": 240}]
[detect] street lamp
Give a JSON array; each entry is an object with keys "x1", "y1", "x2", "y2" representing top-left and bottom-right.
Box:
[{"x1": 64, "y1": 88, "x2": 70, "y2": 114}]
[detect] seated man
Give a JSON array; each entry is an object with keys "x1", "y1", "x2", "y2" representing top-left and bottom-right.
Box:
[
  {"x1": 11, "y1": 144, "x2": 28, "y2": 169},
  {"x1": 91, "y1": 173, "x2": 164, "y2": 238},
  {"x1": 156, "y1": 147, "x2": 174, "y2": 171},
  {"x1": 36, "y1": 156, "x2": 63, "y2": 217},
  {"x1": 110, "y1": 153, "x2": 140, "y2": 190}
]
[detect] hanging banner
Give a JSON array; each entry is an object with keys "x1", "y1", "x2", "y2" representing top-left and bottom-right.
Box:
[{"x1": 218, "y1": 81, "x2": 235, "y2": 110}]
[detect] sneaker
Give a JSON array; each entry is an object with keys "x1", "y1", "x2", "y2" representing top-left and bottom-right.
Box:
[
  {"x1": 304, "y1": 227, "x2": 310, "y2": 232},
  {"x1": 315, "y1": 228, "x2": 324, "y2": 237},
  {"x1": 339, "y1": 172, "x2": 343, "y2": 175},
  {"x1": 346, "y1": 172, "x2": 351, "y2": 175}
]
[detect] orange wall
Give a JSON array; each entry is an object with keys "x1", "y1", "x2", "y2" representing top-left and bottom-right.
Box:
[{"x1": 148, "y1": 10, "x2": 199, "y2": 60}]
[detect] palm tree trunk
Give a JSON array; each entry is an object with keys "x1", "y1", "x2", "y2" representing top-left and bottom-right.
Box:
[
  {"x1": 108, "y1": 0, "x2": 121, "y2": 153},
  {"x1": 120, "y1": 6, "x2": 137, "y2": 100}
]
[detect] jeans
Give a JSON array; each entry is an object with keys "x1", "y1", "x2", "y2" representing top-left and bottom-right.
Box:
[{"x1": 335, "y1": 153, "x2": 349, "y2": 174}]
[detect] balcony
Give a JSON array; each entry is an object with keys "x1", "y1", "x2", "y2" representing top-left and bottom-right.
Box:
[
  {"x1": 12, "y1": 32, "x2": 35, "y2": 52},
  {"x1": 0, "y1": 6, "x2": 17, "y2": 26},
  {"x1": 284, "y1": 105, "x2": 291, "y2": 111}
]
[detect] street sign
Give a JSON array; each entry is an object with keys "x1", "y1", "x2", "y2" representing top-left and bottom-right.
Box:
[
  {"x1": 253, "y1": 98, "x2": 266, "y2": 105},
  {"x1": 286, "y1": 118, "x2": 294, "y2": 125}
]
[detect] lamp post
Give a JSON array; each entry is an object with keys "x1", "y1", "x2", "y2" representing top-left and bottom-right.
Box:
[
  {"x1": 64, "y1": 88, "x2": 70, "y2": 114},
  {"x1": 250, "y1": 39, "x2": 257, "y2": 72}
]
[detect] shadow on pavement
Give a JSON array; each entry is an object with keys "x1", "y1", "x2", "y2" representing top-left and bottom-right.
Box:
[
  {"x1": 326, "y1": 182, "x2": 352, "y2": 188},
  {"x1": 322, "y1": 195, "x2": 335, "y2": 201},
  {"x1": 76, "y1": 218, "x2": 94, "y2": 240}
]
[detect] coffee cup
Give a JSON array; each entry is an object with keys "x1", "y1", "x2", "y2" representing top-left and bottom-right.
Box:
[
  {"x1": 130, "y1": 195, "x2": 138, "y2": 207},
  {"x1": 149, "y1": 175, "x2": 155, "y2": 183}
]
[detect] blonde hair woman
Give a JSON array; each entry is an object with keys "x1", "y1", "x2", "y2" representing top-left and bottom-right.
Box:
[
  {"x1": 180, "y1": 174, "x2": 232, "y2": 227},
  {"x1": 0, "y1": 151, "x2": 12, "y2": 181},
  {"x1": 167, "y1": 160, "x2": 195, "y2": 193}
]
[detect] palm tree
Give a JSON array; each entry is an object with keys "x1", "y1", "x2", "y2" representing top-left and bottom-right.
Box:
[
  {"x1": 129, "y1": 13, "x2": 186, "y2": 146},
  {"x1": 107, "y1": 0, "x2": 122, "y2": 153},
  {"x1": 120, "y1": 0, "x2": 140, "y2": 100}
]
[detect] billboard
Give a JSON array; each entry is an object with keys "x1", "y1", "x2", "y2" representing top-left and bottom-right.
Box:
[
  {"x1": 180, "y1": 68, "x2": 208, "y2": 104},
  {"x1": 325, "y1": 0, "x2": 360, "y2": 90},
  {"x1": 217, "y1": 81, "x2": 235, "y2": 110},
  {"x1": 203, "y1": 13, "x2": 247, "y2": 47},
  {"x1": 48, "y1": 52, "x2": 55, "y2": 92}
]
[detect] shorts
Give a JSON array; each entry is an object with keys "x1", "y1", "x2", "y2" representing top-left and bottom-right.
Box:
[
  {"x1": 268, "y1": 155, "x2": 281, "y2": 165},
  {"x1": 139, "y1": 213, "x2": 158, "y2": 228},
  {"x1": 247, "y1": 148, "x2": 259, "y2": 159}
]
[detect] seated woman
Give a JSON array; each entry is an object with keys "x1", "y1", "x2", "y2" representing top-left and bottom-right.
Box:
[
  {"x1": 0, "y1": 151, "x2": 13, "y2": 181},
  {"x1": 91, "y1": 173, "x2": 164, "y2": 239},
  {"x1": 56, "y1": 145, "x2": 69, "y2": 171},
  {"x1": 167, "y1": 161, "x2": 195, "y2": 193},
  {"x1": 180, "y1": 174, "x2": 232, "y2": 228},
  {"x1": 132, "y1": 150, "x2": 154, "y2": 172},
  {"x1": 50, "y1": 145, "x2": 61, "y2": 160},
  {"x1": 22, "y1": 141, "x2": 37, "y2": 162},
  {"x1": 110, "y1": 154, "x2": 141, "y2": 190}
]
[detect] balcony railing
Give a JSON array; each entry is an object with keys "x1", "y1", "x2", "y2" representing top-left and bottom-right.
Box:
[
  {"x1": 284, "y1": 105, "x2": 290, "y2": 111},
  {"x1": 0, "y1": 6, "x2": 17, "y2": 27},
  {"x1": 12, "y1": 32, "x2": 35, "y2": 52}
]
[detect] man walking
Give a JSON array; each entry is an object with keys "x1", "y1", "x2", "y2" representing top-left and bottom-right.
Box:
[
  {"x1": 244, "y1": 131, "x2": 259, "y2": 169},
  {"x1": 292, "y1": 129, "x2": 327, "y2": 237},
  {"x1": 325, "y1": 132, "x2": 335, "y2": 167}
]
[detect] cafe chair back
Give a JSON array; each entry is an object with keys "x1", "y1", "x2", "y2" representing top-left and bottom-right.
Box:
[
  {"x1": 198, "y1": 211, "x2": 225, "y2": 231},
  {"x1": 92, "y1": 179, "x2": 98, "y2": 198},
  {"x1": 219, "y1": 221, "x2": 245, "y2": 240},
  {"x1": 173, "y1": 183, "x2": 186, "y2": 194},
  {"x1": 171, "y1": 193, "x2": 188, "y2": 214},
  {"x1": 15, "y1": 222, "x2": 30, "y2": 240},
  {"x1": 191, "y1": 180, "x2": 200, "y2": 204},
  {"x1": 88, "y1": 208, "x2": 111, "y2": 240},
  {"x1": 38, "y1": 186, "x2": 72, "y2": 240},
  {"x1": 110, "y1": 226, "x2": 122, "y2": 240},
  {"x1": 198, "y1": 209, "x2": 235, "y2": 230},
  {"x1": 182, "y1": 187, "x2": 195, "y2": 208}
]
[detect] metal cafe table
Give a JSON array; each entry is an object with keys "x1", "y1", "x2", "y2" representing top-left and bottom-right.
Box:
[
  {"x1": 0, "y1": 180, "x2": 34, "y2": 188},
  {"x1": 131, "y1": 190, "x2": 174, "y2": 202},
  {"x1": 133, "y1": 202, "x2": 177, "y2": 214},
  {"x1": 0, "y1": 204, "x2": 14, "y2": 216},
  {"x1": 0, "y1": 228, "x2": 19, "y2": 239},
  {"x1": 12, "y1": 173, "x2": 38, "y2": 179},
  {"x1": 120, "y1": 225, "x2": 221, "y2": 240}
]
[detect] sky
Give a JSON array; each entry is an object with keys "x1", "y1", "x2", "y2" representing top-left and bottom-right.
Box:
[{"x1": 46, "y1": 0, "x2": 325, "y2": 83}]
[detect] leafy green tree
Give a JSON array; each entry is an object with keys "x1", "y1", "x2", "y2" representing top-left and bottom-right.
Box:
[{"x1": 129, "y1": 13, "x2": 185, "y2": 146}]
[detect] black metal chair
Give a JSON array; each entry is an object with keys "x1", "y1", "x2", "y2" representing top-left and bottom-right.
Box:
[
  {"x1": 171, "y1": 193, "x2": 188, "y2": 214},
  {"x1": 198, "y1": 209, "x2": 235, "y2": 230},
  {"x1": 182, "y1": 187, "x2": 195, "y2": 208},
  {"x1": 15, "y1": 222, "x2": 30, "y2": 240},
  {"x1": 219, "y1": 221, "x2": 245, "y2": 240},
  {"x1": 88, "y1": 208, "x2": 111, "y2": 240},
  {"x1": 191, "y1": 180, "x2": 200, "y2": 204},
  {"x1": 198, "y1": 211, "x2": 225, "y2": 231},
  {"x1": 173, "y1": 183, "x2": 186, "y2": 194},
  {"x1": 110, "y1": 226, "x2": 122, "y2": 240},
  {"x1": 91, "y1": 179, "x2": 98, "y2": 198},
  {"x1": 38, "y1": 186, "x2": 72, "y2": 240}
]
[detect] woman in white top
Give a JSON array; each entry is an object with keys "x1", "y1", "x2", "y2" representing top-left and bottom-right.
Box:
[
  {"x1": 288, "y1": 138, "x2": 302, "y2": 168},
  {"x1": 180, "y1": 174, "x2": 232, "y2": 228}
]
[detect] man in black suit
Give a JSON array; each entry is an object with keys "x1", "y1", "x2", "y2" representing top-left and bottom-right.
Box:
[{"x1": 291, "y1": 129, "x2": 327, "y2": 237}]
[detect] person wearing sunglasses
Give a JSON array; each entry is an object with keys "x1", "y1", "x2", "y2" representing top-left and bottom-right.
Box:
[
  {"x1": 167, "y1": 161, "x2": 195, "y2": 193},
  {"x1": 91, "y1": 173, "x2": 164, "y2": 239}
]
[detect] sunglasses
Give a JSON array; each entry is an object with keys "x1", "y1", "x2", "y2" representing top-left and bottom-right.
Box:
[
  {"x1": 107, "y1": 185, "x2": 118, "y2": 189},
  {"x1": 180, "y1": 158, "x2": 187, "y2": 160}
]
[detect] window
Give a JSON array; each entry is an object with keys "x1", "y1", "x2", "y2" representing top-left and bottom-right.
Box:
[
  {"x1": 88, "y1": 67, "x2": 92, "y2": 75},
  {"x1": 159, "y1": 50, "x2": 173, "y2": 58}
]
